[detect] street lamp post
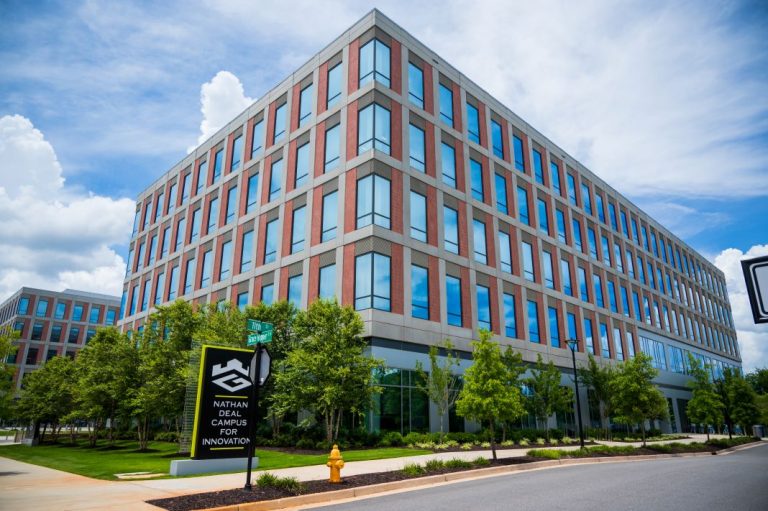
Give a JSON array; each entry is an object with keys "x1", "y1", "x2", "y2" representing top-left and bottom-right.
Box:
[{"x1": 567, "y1": 339, "x2": 585, "y2": 449}]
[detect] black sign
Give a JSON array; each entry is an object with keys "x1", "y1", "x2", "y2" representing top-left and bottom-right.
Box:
[
  {"x1": 191, "y1": 345, "x2": 254, "y2": 460},
  {"x1": 742, "y1": 255, "x2": 768, "y2": 324}
]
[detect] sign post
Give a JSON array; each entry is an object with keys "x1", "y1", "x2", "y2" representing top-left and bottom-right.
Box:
[
  {"x1": 244, "y1": 320, "x2": 273, "y2": 490},
  {"x1": 742, "y1": 255, "x2": 768, "y2": 324}
]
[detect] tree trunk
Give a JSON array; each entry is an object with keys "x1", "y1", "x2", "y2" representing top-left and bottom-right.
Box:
[
  {"x1": 489, "y1": 420, "x2": 497, "y2": 460},
  {"x1": 439, "y1": 412, "x2": 445, "y2": 444},
  {"x1": 641, "y1": 421, "x2": 646, "y2": 447},
  {"x1": 333, "y1": 408, "x2": 342, "y2": 441},
  {"x1": 41, "y1": 423, "x2": 47, "y2": 442}
]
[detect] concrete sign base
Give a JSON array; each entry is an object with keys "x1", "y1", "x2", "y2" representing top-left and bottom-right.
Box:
[{"x1": 169, "y1": 456, "x2": 258, "y2": 476}]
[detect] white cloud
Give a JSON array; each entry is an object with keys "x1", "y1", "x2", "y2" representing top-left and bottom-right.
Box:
[
  {"x1": 0, "y1": 115, "x2": 134, "y2": 301},
  {"x1": 713, "y1": 244, "x2": 768, "y2": 372},
  {"x1": 637, "y1": 202, "x2": 730, "y2": 239},
  {"x1": 191, "y1": 71, "x2": 254, "y2": 151}
]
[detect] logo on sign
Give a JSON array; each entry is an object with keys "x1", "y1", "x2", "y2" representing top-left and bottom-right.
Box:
[{"x1": 211, "y1": 359, "x2": 252, "y2": 392}]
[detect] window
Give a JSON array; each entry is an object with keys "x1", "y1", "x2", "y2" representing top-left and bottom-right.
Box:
[
  {"x1": 155, "y1": 192, "x2": 164, "y2": 221},
  {"x1": 288, "y1": 274, "x2": 303, "y2": 307},
  {"x1": 237, "y1": 292, "x2": 249, "y2": 312},
  {"x1": 477, "y1": 285, "x2": 492, "y2": 330},
  {"x1": 136, "y1": 241, "x2": 146, "y2": 270},
  {"x1": 443, "y1": 206, "x2": 459, "y2": 254},
  {"x1": 299, "y1": 84, "x2": 313, "y2": 126},
  {"x1": 240, "y1": 230, "x2": 254, "y2": 273},
  {"x1": 73, "y1": 304, "x2": 84, "y2": 321},
  {"x1": 522, "y1": 241, "x2": 535, "y2": 281},
  {"x1": 561, "y1": 259, "x2": 573, "y2": 296},
  {"x1": 527, "y1": 300, "x2": 540, "y2": 342},
  {"x1": 359, "y1": 38, "x2": 390, "y2": 87},
  {"x1": 503, "y1": 293, "x2": 517, "y2": 338},
  {"x1": 31, "y1": 322, "x2": 43, "y2": 340},
  {"x1": 410, "y1": 191, "x2": 427, "y2": 242},
  {"x1": 593, "y1": 274, "x2": 604, "y2": 308},
  {"x1": 567, "y1": 174, "x2": 577, "y2": 205},
  {"x1": 439, "y1": 84, "x2": 454, "y2": 126},
  {"x1": 357, "y1": 174, "x2": 391, "y2": 229},
  {"x1": 264, "y1": 218, "x2": 278, "y2": 264},
  {"x1": 553, "y1": 210, "x2": 567, "y2": 244},
  {"x1": 632, "y1": 291, "x2": 641, "y2": 322},
  {"x1": 141, "y1": 279, "x2": 151, "y2": 311},
  {"x1": 160, "y1": 226, "x2": 170, "y2": 258},
  {"x1": 168, "y1": 266, "x2": 179, "y2": 301},
  {"x1": 36, "y1": 299, "x2": 48, "y2": 317},
  {"x1": 154, "y1": 273, "x2": 165, "y2": 305},
  {"x1": 473, "y1": 219, "x2": 487, "y2": 264},
  {"x1": 620, "y1": 286, "x2": 630, "y2": 317},
  {"x1": 319, "y1": 263, "x2": 336, "y2": 300},
  {"x1": 409, "y1": 124, "x2": 426, "y2": 172},
  {"x1": 532, "y1": 149, "x2": 544, "y2": 184},
  {"x1": 572, "y1": 218, "x2": 582, "y2": 251},
  {"x1": 550, "y1": 162, "x2": 561, "y2": 195},
  {"x1": 567, "y1": 313, "x2": 577, "y2": 343},
  {"x1": 355, "y1": 252, "x2": 391, "y2": 311},
  {"x1": 495, "y1": 173, "x2": 508, "y2": 214},
  {"x1": 220, "y1": 241, "x2": 232, "y2": 280},
  {"x1": 600, "y1": 323, "x2": 610, "y2": 358},
  {"x1": 273, "y1": 103, "x2": 287, "y2": 143},
  {"x1": 537, "y1": 198, "x2": 549, "y2": 234},
  {"x1": 470, "y1": 159, "x2": 484, "y2": 201},
  {"x1": 578, "y1": 267, "x2": 589, "y2": 302},
  {"x1": 608, "y1": 203, "x2": 618, "y2": 231},
  {"x1": 499, "y1": 231, "x2": 512, "y2": 273},
  {"x1": 324, "y1": 124, "x2": 341, "y2": 171},
  {"x1": 611, "y1": 328, "x2": 624, "y2": 361},
  {"x1": 89, "y1": 305, "x2": 101, "y2": 323},
  {"x1": 327, "y1": 63, "x2": 342, "y2": 108},
  {"x1": 581, "y1": 183, "x2": 592, "y2": 214},
  {"x1": 517, "y1": 186, "x2": 529, "y2": 225},
  {"x1": 269, "y1": 159, "x2": 283, "y2": 202},
  {"x1": 614, "y1": 243, "x2": 623, "y2": 272},
  {"x1": 148, "y1": 235, "x2": 157, "y2": 263},
  {"x1": 411, "y1": 265, "x2": 429, "y2": 319},
  {"x1": 607, "y1": 281, "x2": 618, "y2": 313},
  {"x1": 175, "y1": 218, "x2": 185, "y2": 252},
  {"x1": 548, "y1": 307, "x2": 560, "y2": 348},
  {"x1": 358, "y1": 103, "x2": 391, "y2": 154},
  {"x1": 207, "y1": 197, "x2": 219, "y2": 233},
  {"x1": 627, "y1": 332, "x2": 636, "y2": 358},
  {"x1": 246, "y1": 174, "x2": 259, "y2": 213},
  {"x1": 587, "y1": 227, "x2": 597, "y2": 259},
  {"x1": 595, "y1": 193, "x2": 606, "y2": 223},
  {"x1": 26, "y1": 346, "x2": 39, "y2": 364},
  {"x1": 252, "y1": 119, "x2": 265, "y2": 157},
  {"x1": 466, "y1": 103, "x2": 480, "y2": 143},
  {"x1": 132, "y1": 210, "x2": 140, "y2": 236},
  {"x1": 291, "y1": 205, "x2": 306, "y2": 253},
  {"x1": 513, "y1": 135, "x2": 525, "y2": 172},
  {"x1": 54, "y1": 302, "x2": 65, "y2": 320},
  {"x1": 230, "y1": 135, "x2": 243, "y2": 171},
  {"x1": 200, "y1": 249, "x2": 213, "y2": 288},
  {"x1": 190, "y1": 209, "x2": 201, "y2": 242},
  {"x1": 142, "y1": 200, "x2": 152, "y2": 229},
  {"x1": 631, "y1": 218, "x2": 640, "y2": 244},
  {"x1": 50, "y1": 325, "x2": 63, "y2": 343},
  {"x1": 68, "y1": 326, "x2": 80, "y2": 344},
  {"x1": 584, "y1": 318, "x2": 595, "y2": 354},
  {"x1": 446, "y1": 275, "x2": 462, "y2": 326},
  {"x1": 295, "y1": 142, "x2": 310, "y2": 188},
  {"x1": 601, "y1": 235, "x2": 611, "y2": 266},
  {"x1": 196, "y1": 161, "x2": 208, "y2": 195},
  {"x1": 321, "y1": 191, "x2": 338, "y2": 242},
  {"x1": 408, "y1": 63, "x2": 424, "y2": 108},
  {"x1": 184, "y1": 259, "x2": 195, "y2": 295},
  {"x1": 542, "y1": 250, "x2": 555, "y2": 289},
  {"x1": 223, "y1": 186, "x2": 238, "y2": 225},
  {"x1": 212, "y1": 149, "x2": 223, "y2": 183},
  {"x1": 491, "y1": 120, "x2": 503, "y2": 158},
  {"x1": 441, "y1": 142, "x2": 456, "y2": 187},
  {"x1": 251, "y1": 284, "x2": 270, "y2": 307}
]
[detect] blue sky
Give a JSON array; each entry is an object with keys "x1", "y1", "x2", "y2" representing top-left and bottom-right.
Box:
[{"x1": 0, "y1": 0, "x2": 766, "y2": 369}]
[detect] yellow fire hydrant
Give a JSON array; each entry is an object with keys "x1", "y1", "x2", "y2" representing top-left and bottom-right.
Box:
[{"x1": 327, "y1": 444, "x2": 345, "y2": 483}]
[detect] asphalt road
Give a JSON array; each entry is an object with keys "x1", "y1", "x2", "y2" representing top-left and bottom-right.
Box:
[{"x1": 310, "y1": 443, "x2": 768, "y2": 511}]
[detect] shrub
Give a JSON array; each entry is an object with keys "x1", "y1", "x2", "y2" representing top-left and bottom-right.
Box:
[
  {"x1": 500, "y1": 440, "x2": 515, "y2": 447},
  {"x1": 444, "y1": 440, "x2": 458, "y2": 448},
  {"x1": 257, "y1": 473, "x2": 303, "y2": 493},
  {"x1": 402, "y1": 463, "x2": 426, "y2": 477},
  {"x1": 377, "y1": 431, "x2": 404, "y2": 447},
  {"x1": 527, "y1": 448, "x2": 562, "y2": 459},
  {"x1": 460, "y1": 442, "x2": 473, "y2": 450},
  {"x1": 446, "y1": 432, "x2": 477, "y2": 443},
  {"x1": 480, "y1": 441, "x2": 491, "y2": 448},
  {"x1": 415, "y1": 441, "x2": 435, "y2": 450},
  {"x1": 561, "y1": 436, "x2": 573, "y2": 445},
  {"x1": 535, "y1": 438, "x2": 546, "y2": 445},
  {"x1": 424, "y1": 459, "x2": 445, "y2": 471},
  {"x1": 404, "y1": 432, "x2": 428, "y2": 445},
  {"x1": 519, "y1": 439, "x2": 529, "y2": 447},
  {"x1": 445, "y1": 458, "x2": 473, "y2": 469},
  {"x1": 472, "y1": 456, "x2": 490, "y2": 466},
  {"x1": 153, "y1": 431, "x2": 179, "y2": 443},
  {"x1": 295, "y1": 437, "x2": 316, "y2": 450},
  {"x1": 549, "y1": 438, "x2": 559, "y2": 446}
]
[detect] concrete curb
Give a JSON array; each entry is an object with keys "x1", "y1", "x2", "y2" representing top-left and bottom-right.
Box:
[{"x1": 190, "y1": 442, "x2": 766, "y2": 511}]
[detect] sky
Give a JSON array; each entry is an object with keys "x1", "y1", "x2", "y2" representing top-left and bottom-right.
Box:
[{"x1": 0, "y1": 0, "x2": 766, "y2": 370}]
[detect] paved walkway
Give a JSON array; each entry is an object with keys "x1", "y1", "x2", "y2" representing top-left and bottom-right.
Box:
[{"x1": 0, "y1": 434, "x2": 740, "y2": 511}]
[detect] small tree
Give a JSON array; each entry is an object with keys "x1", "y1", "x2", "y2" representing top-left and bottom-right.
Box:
[
  {"x1": 578, "y1": 354, "x2": 615, "y2": 439},
  {"x1": 0, "y1": 328, "x2": 19, "y2": 421},
  {"x1": 686, "y1": 354, "x2": 722, "y2": 441},
  {"x1": 15, "y1": 356, "x2": 76, "y2": 441},
  {"x1": 610, "y1": 353, "x2": 667, "y2": 446},
  {"x1": 455, "y1": 330, "x2": 524, "y2": 460},
  {"x1": 524, "y1": 354, "x2": 573, "y2": 441},
  {"x1": 716, "y1": 368, "x2": 759, "y2": 438},
  {"x1": 415, "y1": 340, "x2": 462, "y2": 442},
  {"x1": 745, "y1": 368, "x2": 768, "y2": 394},
  {"x1": 273, "y1": 299, "x2": 382, "y2": 443}
]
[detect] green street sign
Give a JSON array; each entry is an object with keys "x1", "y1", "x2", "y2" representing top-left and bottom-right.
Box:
[
  {"x1": 247, "y1": 320, "x2": 274, "y2": 333},
  {"x1": 247, "y1": 331, "x2": 273, "y2": 346}
]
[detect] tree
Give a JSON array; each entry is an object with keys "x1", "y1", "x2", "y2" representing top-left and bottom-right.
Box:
[
  {"x1": 149, "y1": 300, "x2": 202, "y2": 351},
  {"x1": 524, "y1": 354, "x2": 573, "y2": 441},
  {"x1": 609, "y1": 353, "x2": 667, "y2": 446},
  {"x1": 715, "y1": 368, "x2": 759, "y2": 438},
  {"x1": 415, "y1": 340, "x2": 462, "y2": 442},
  {"x1": 745, "y1": 367, "x2": 768, "y2": 394},
  {"x1": 578, "y1": 355, "x2": 615, "y2": 439},
  {"x1": 273, "y1": 299, "x2": 382, "y2": 443},
  {"x1": 15, "y1": 356, "x2": 76, "y2": 441},
  {"x1": 455, "y1": 330, "x2": 524, "y2": 460},
  {"x1": 686, "y1": 354, "x2": 722, "y2": 441},
  {"x1": 0, "y1": 328, "x2": 19, "y2": 421}
]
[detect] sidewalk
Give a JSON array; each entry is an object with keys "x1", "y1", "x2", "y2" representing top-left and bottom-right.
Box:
[{"x1": 0, "y1": 434, "x2": 729, "y2": 511}]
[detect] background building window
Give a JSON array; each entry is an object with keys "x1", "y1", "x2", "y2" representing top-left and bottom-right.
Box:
[
  {"x1": 441, "y1": 142, "x2": 456, "y2": 188},
  {"x1": 357, "y1": 174, "x2": 391, "y2": 229},
  {"x1": 355, "y1": 252, "x2": 391, "y2": 311},
  {"x1": 322, "y1": 191, "x2": 338, "y2": 242},
  {"x1": 443, "y1": 206, "x2": 459, "y2": 254},
  {"x1": 408, "y1": 63, "x2": 424, "y2": 108},
  {"x1": 410, "y1": 191, "x2": 427, "y2": 242},
  {"x1": 411, "y1": 265, "x2": 429, "y2": 320},
  {"x1": 319, "y1": 264, "x2": 336, "y2": 300},
  {"x1": 359, "y1": 38, "x2": 390, "y2": 87},
  {"x1": 446, "y1": 275, "x2": 462, "y2": 326},
  {"x1": 477, "y1": 285, "x2": 491, "y2": 330},
  {"x1": 358, "y1": 103, "x2": 391, "y2": 154},
  {"x1": 439, "y1": 84, "x2": 454, "y2": 126}
]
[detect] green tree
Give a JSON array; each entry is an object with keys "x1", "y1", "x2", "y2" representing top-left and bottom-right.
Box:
[
  {"x1": 578, "y1": 354, "x2": 615, "y2": 440},
  {"x1": 686, "y1": 354, "x2": 722, "y2": 441},
  {"x1": 273, "y1": 299, "x2": 382, "y2": 443},
  {"x1": 524, "y1": 354, "x2": 573, "y2": 441},
  {"x1": 609, "y1": 353, "x2": 667, "y2": 446},
  {"x1": 715, "y1": 368, "x2": 759, "y2": 438},
  {"x1": 0, "y1": 328, "x2": 19, "y2": 420},
  {"x1": 745, "y1": 367, "x2": 768, "y2": 394},
  {"x1": 149, "y1": 300, "x2": 202, "y2": 351},
  {"x1": 415, "y1": 340, "x2": 462, "y2": 442},
  {"x1": 15, "y1": 356, "x2": 76, "y2": 441},
  {"x1": 456, "y1": 330, "x2": 524, "y2": 460}
]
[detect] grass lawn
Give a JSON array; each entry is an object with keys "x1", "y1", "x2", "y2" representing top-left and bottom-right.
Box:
[{"x1": 0, "y1": 440, "x2": 428, "y2": 481}]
